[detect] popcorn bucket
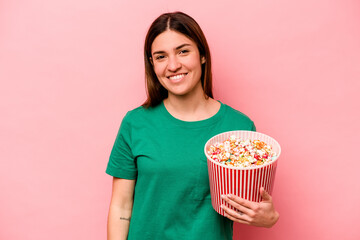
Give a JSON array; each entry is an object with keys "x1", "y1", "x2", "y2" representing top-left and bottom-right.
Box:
[{"x1": 204, "y1": 130, "x2": 281, "y2": 216}]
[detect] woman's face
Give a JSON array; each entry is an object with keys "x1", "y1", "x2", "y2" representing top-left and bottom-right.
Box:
[{"x1": 151, "y1": 30, "x2": 205, "y2": 98}]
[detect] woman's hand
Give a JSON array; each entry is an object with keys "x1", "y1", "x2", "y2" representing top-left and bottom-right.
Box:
[{"x1": 220, "y1": 187, "x2": 279, "y2": 228}]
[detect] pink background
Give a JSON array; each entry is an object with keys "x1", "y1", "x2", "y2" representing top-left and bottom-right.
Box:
[{"x1": 1, "y1": 0, "x2": 359, "y2": 239}]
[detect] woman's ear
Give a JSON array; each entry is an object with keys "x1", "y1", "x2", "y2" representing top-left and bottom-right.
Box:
[{"x1": 201, "y1": 56, "x2": 206, "y2": 64}]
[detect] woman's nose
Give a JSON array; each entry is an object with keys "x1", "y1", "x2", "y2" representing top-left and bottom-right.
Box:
[{"x1": 167, "y1": 56, "x2": 181, "y2": 71}]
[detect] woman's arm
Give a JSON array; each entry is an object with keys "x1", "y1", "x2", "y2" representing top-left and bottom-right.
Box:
[
  {"x1": 220, "y1": 187, "x2": 279, "y2": 228},
  {"x1": 107, "y1": 177, "x2": 136, "y2": 240}
]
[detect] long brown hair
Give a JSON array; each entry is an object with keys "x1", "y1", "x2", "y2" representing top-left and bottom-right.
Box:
[{"x1": 142, "y1": 12, "x2": 213, "y2": 108}]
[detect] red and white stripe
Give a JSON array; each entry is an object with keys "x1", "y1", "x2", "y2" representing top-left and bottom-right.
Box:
[{"x1": 204, "y1": 131, "x2": 281, "y2": 216}]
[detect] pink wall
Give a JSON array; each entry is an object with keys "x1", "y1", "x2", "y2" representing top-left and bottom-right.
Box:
[{"x1": 1, "y1": 0, "x2": 359, "y2": 239}]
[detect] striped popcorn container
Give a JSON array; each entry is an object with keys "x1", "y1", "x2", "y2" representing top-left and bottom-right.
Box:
[{"x1": 204, "y1": 130, "x2": 281, "y2": 216}]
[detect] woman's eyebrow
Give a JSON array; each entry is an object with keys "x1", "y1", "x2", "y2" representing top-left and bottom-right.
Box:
[
  {"x1": 175, "y1": 43, "x2": 191, "y2": 50},
  {"x1": 152, "y1": 50, "x2": 166, "y2": 55},
  {"x1": 152, "y1": 43, "x2": 192, "y2": 55}
]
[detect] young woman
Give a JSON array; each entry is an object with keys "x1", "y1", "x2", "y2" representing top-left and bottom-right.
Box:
[{"x1": 106, "y1": 12, "x2": 279, "y2": 240}]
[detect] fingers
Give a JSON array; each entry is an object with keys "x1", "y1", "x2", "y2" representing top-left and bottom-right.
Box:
[
  {"x1": 220, "y1": 204, "x2": 250, "y2": 225},
  {"x1": 221, "y1": 189, "x2": 278, "y2": 228},
  {"x1": 221, "y1": 195, "x2": 253, "y2": 215},
  {"x1": 222, "y1": 194, "x2": 256, "y2": 209}
]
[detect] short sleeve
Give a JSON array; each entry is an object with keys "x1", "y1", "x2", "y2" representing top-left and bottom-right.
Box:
[
  {"x1": 251, "y1": 121, "x2": 256, "y2": 131},
  {"x1": 105, "y1": 113, "x2": 137, "y2": 179}
]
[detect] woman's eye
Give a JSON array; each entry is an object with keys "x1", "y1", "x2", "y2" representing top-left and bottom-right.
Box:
[
  {"x1": 179, "y1": 49, "x2": 189, "y2": 54},
  {"x1": 155, "y1": 55, "x2": 165, "y2": 60}
]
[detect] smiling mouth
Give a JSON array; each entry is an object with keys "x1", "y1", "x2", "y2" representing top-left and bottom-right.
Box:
[{"x1": 168, "y1": 73, "x2": 187, "y2": 80}]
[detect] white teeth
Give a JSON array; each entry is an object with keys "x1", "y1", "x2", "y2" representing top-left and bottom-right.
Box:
[{"x1": 169, "y1": 74, "x2": 185, "y2": 80}]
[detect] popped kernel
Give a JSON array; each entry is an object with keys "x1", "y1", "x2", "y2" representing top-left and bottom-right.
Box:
[{"x1": 207, "y1": 136, "x2": 277, "y2": 168}]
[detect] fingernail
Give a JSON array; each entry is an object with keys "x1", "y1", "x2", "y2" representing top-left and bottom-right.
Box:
[
  {"x1": 220, "y1": 205, "x2": 224, "y2": 209},
  {"x1": 221, "y1": 195, "x2": 226, "y2": 199},
  {"x1": 227, "y1": 194, "x2": 232, "y2": 198}
]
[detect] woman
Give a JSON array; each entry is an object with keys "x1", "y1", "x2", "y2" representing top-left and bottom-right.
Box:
[{"x1": 106, "y1": 12, "x2": 279, "y2": 240}]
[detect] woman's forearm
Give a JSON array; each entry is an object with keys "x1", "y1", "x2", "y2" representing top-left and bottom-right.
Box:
[{"x1": 107, "y1": 204, "x2": 133, "y2": 240}]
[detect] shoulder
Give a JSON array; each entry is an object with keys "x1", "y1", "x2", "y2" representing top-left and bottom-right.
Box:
[
  {"x1": 122, "y1": 104, "x2": 163, "y2": 126},
  {"x1": 222, "y1": 103, "x2": 253, "y2": 121},
  {"x1": 124, "y1": 106, "x2": 146, "y2": 119},
  {"x1": 220, "y1": 102, "x2": 256, "y2": 130},
  {"x1": 125, "y1": 104, "x2": 161, "y2": 118}
]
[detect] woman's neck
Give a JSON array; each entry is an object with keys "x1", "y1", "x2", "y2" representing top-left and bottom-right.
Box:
[{"x1": 164, "y1": 91, "x2": 220, "y2": 121}]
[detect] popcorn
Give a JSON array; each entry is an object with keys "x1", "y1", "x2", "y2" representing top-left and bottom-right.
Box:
[{"x1": 207, "y1": 135, "x2": 277, "y2": 168}]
